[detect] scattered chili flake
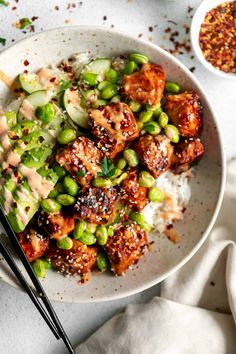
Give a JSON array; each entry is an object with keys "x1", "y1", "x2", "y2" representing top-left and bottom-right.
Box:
[
  {"x1": 167, "y1": 20, "x2": 177, "y2": 25},
  {"x1": 25, "y1": 206, "x2": 30, "y2": 212},
  {"x1": 49, "y1": 77, "x2": 56, "y2": 83},
  {"x1": 23, "y1": 69, "x2": 29, "y2": 73},
  {"x1": 188, "y1": 6, "x2": 194, "y2": 14},
  {"x1": 138, "y1": 33, "x2": 143, "y2": 38},
  {"x1": 103, "y1": 15, "x2": 107, "y2": 21},
  {"x1": 148, "y1": 26, "x2": 153, "y2": 32},
  {"x1": 210, "y1": 281, "x2": 215, "y2": 286},
  {"x1": 54, "y1": 5, "x2": 59, "y2": 11},
  {"x1": 12, "y1": 6, "x2": 16, "y2": 10},
  {"x1": 13, "y1": 202, "x2": 17, "y2": 208},
  {"x1": 24, "y1": 59, "x2": 29, "y2": 66},
  {"x1": 0, "y1": 37, "x2": 6, "y2": 46},
  {"x1": 199, "y1": 1, "x2": 236, "y2": 73},
  {"x1": 189, "y1": 67, "x2": 196, "y2": 73},
  {"x1": 31, "y1": 16, "x2": 39, "y2": 21}
]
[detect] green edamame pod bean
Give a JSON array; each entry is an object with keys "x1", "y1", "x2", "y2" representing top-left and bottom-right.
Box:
[
  {"x1": 36, "y1": 103, "x2": 55, "y2": 124},
  {"x1": 48, "y1": 189, "x2": 59, "y2": 199},
  {"x1": 98, "y1": 80, "x2": 110, "y2": 91},
  {"x1": 148, "y1": 187, "x2": 164, "y2": 203},
  {"x1": 111, "y1": 172, "x2": 128, "y2": 186},
  {"x1": 129, "y1": 101, "x2": 142, "y2": 112},
  {"x1": 129, "y1": 53, "x2": 149, "y2": 64},
  {"x1": 57, "y1": 236, "x2": 73, "y2": 250},
  {"x1": 79, "y1": 231, "x2": 96, "y2": 245},
  {"x1": 86, "y1": 223, "x2": 97, "y2": 234},
  {"x1": 55, "y1": 182, "x2": 65, "y2": 194},
  {"x1": 58, "y1": 128, "x2": 76, "y2": 145},
  {"x1": 111, "y1": 169, "x2": 123, "y2": 180},
  {"x1": 41, "y1": 259, "x2": 52, "y2": 269},
  {"x1": 41, "y1": 198, "x2": 61, "y2": 213},
  {"x1": 82, "y1": 72, "x2": 98, "y2": 86},
  {"x1": 93, "y1": 178, "x2": 112, "y2": 188},
  {"x1": 101, "y1": 84, "x2": 118, "y2": 99},
  {"x1": 164, "y1": 124, "x2": 180, "y2": 143},
  {"x1": 129, "y1": 210, "x2": 145, "y2": 224},
  {"x1": 107, "y1": 226, "x2": 114, "y2": 237},
  {"x1": 138, "y1": 171, "x2": 155, "y2": 187},
  {"x1": 145, "y1": 103, "x2": 161, "y2": 112},
  {"x1": 105, "y1": 68, "x2": 119, "y2": 83},
  {"x1": 164, "y1": 81, "x2": 180, "y2": 93},
  {"x1": 32, "y1": 259, "x2": 46, "y2": 278},
  {"x1": 92, "y1": 99, "x2": 107, "y2": 108},
  {"x1": 63, "y1": 176, "x2": 79, "y2": 196},
  {"x1": 153, "y1": 106, "x2": 163, "y2": 118},
  {"x1": 158, "y1": 112, "x2": 169, "y2": 128},
  {"x1": 123, "y1": 61, "x2": 137, "y2": 75},
  {"x1": 96, "y1": 225, "x2": 108, "y2": 246},
  {"x1": 83, "y1": 89, "x2": 97, "y2": 102},
  {"x1": 56, "y1": 194, "x2": 75, "y2": 206},
  {"x1": 137, "y1": 121, "x2": 144, "y2": 130},
  {"x1": 52, "y1": 162, "x2": 67, "y2": 179},
  {"x1": 74, "y1": 221, "x2": 87, "y2": 239},
  {"x1": 117, "y1": 158, "x2": 127, "y2": 170},
  {"x1": 140, "y1": 221, "x2": 152, "y2": 232},
  {"x1": 110, "y1": 94, "x2": 121, "y2": 103},
  {"x1": 123, "y1": 149, "x2": 139, "y2": 167},
  {"x1": 139, "y1": 110, "x2": 153, "y2": 123},
  {"x1": 144, "y1": 121, "x2": 161, "y2": 135},
  {"x1": 97, "y1": 252, "x2": 109, "y2": 271}
]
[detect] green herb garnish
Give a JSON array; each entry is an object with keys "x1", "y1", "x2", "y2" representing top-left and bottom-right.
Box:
[
  {"x1": 17, "y1": 18, "x2": 32, "y2": 29},
  {"x1": 0, "y1": 37, "x2": 6, "y2": 46},
  {"x1": 59, "y1": 79, "x2": 72, "y2": 92},
  {"x1": 77, "y1": 169, "x2": 85, "y2": 177},
  {"x1": 0, "y1": 0, "x2": 8, "y2": 6},
  {"x1": 98, "y1": 157, "x2": 116, "y2": 178}
]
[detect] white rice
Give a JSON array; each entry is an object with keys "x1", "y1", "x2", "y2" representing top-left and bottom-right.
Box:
[{"x1": 142, "y1": 170, "x2": 192, "y2": 233}]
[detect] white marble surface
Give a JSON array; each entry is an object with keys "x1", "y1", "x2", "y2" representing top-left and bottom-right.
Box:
[{"x1": 0, "y1": 1, "x2": 235, "y2": 353}]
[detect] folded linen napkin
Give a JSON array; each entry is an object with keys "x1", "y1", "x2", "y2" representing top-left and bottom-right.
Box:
[{"x1": 76, "y1": 160, "x2": 236, "y2": 354}]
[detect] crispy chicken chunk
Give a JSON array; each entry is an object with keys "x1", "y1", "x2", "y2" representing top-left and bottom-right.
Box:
[
  {"x1": 133, "y1": 134, "x2": 173, "y2": 178},
  {"x1": 89, "y1": 102, "x2": 139, "y2": 159},
  {"x1": 121, "y1": 169, "x2": 148, "y2": 211},
  {"x1": 38, "y1": 211, "x2": 75, "y2": 240},
  {"x1": 171, "y1": 138, "x2": 204, "y2": 170},
  {"x1": 163, "y1": 91, "x2": 203, "y2": 137},
  {"x1": 17, "y1": 228, "x2": 49, "y2": 262},
  {"x1": 74, "y1": 186, "x2": 119, "y2": 224},
  {"x1": 122, "y1": 63, "x2": 165, "y2": 106},
  {"x1": 56, "y1": 137, "x2": 103, "y2": 187},
  {"x1": 46, "y1": 239, "x2": 97, "y2": 276},
  {"x1": 105, "y1": 223, "x2": 148, "y2": 275}
]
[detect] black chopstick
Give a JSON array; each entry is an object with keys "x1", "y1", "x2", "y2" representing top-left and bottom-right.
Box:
[
  {"x1": 0, "y1": 239, "x2": 60, "y2": 339},
  {"x1": 0, "y1": 205, "x2": 75, "y2": 354}
]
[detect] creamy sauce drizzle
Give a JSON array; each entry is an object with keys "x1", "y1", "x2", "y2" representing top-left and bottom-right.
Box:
[
  {"x1": 0, "y1": 116, "x2": 8, "y2": 135},
  {"x1": 0, "y1": 133, "x2": 11, "y2": 150},
  {"x1": 19, "y1": 99, "x2": 35, "y2": 120},
  {"x1": 3, "y1": 188, "x2": 13, "y2": 214},
  {"x1": 17, "y1": 203, "x2": 29, "y2": 225}
]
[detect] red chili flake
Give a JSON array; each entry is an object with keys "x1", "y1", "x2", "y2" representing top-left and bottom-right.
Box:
[
  {"x1": 138, "y1": 33, "x2": 143, "y2": 38},
  {"x1": 23, "y1": 69, "x2": 28, "y2": 74},
  {"x1": 210, "y1": 281, "x2": 215, "y2": 286},
  {"x1": 188, "y1": 6, "x2": 194, "y2": 13},
  {"x1": 148, "y1": 26, "x2": 153, "y2": 32},
  {"x1": 54, "y1": 5, "x2": 59, "y2": 10},
  {"x1": 23, "y1": 129, "x2": 29, "y2": 136},
  {"x1": 13, "y1": 170, "x2": 18, "y2": 177},
  {"x1": 31, "y1": 16, "x2": 38, "y2": 21},
  {"x1": 189, "y1": 67, "x2": 196, "y2": 73},
  {"x1": 24, "y1": 59, "x2": 29, "y2": 66},
  {"x1": 12, "y1": 6, "x2": 17, "y2": 10},
  {"x1": 13, "y1": 202, "x2": 17, "y2": 208},
  {"x1": 49, "y1": 77, "x2": 56, "y2": 82},
  {"x1": 166, "y1": 224, "x2": 173, "y2": 230},
  {"x1": 25, "y1": 206, "x2": 30, "y2": 212},
  {"x1": 103, "y1": 15, "x2": 107, "y2": 21}
]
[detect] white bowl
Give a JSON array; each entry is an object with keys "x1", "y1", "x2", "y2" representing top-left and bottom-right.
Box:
[
  {"x1": 191, "y1": 0, "x2": 236, "y2": 80},
  {"x1": 0, "y1": 26, "x2": 226, "y2": 303}
]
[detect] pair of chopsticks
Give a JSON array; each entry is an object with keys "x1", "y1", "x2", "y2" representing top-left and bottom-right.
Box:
[{"x1": 0, "y1": 205, "x2": 75, "y2": 354}]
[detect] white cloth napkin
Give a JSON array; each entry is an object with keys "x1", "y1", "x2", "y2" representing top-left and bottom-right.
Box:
[{"x1": 76, "y1": 160, "x2": 236, "y2": 354}]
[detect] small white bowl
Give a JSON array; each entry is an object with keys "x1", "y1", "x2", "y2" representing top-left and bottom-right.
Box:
[{"x1": 191, "y1": 0, "x2": 236, "y2": 80}]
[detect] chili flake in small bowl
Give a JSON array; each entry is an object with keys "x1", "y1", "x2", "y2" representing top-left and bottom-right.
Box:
[{"x1": 191, "y1": 0, "x2": 236, "y2": 79}]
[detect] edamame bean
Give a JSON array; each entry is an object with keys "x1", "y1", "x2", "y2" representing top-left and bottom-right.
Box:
[
  {"x1": 140, "y1": 221, "x2": 152, "y2": 232},
  {"x1": 144, "y1": 121, "x2": 161, "y2": 135},
  {"x1": 93, "y1": 178, "x2": 112, "y2": 188},
  {"x1": 164, "y1": 124, "x2": 180, "y2": 143},
  {"x1": 145, "y1": 103, "x2": 161, "y2": 112},
  {"x1": 105, "y1": 68, "x2": 119, "y2": 83},
  {"x1": 111, "y1": 168, "x2": 123, "y2": 180},
  {"x1": 86, "y1": 223, "x2": 97, "y2": 234},
  {"x1": 98, "y1": 80, "x2": 110, "y2": 91},
  {"x1": 57, "y1": 236, "x2": 73, "y2": 250},
  {"x1": 52, "y1": 162, "x2": 67, "y2": 179},
  {"x1": 82, "y1": 72, "x2": 98, "y2": 86},
  {"x1": 74, "y1": 221, "x2": 87, "y2": 239},
  {"x1": 110, "y1": 94, "x2": 121, "y2": 103},
  {"x1": 101, "y1": 84, "x2": 118, "y2": 99},
  {"x1": 123, "y1": 61, "x2": 137, "y2": 75},
  {"x1": 48, "y1": 189, "x2": 59, "y2": 199},
  {"x1": 137, "y1": 121, "x2": 144, "y2": 130},
  {"x1": 158, "y1": 112, "x2": 169, "y2": 128},
  {"x1": 138, "y1": 171, "x2": 155, "y2": 187},
  {"x1": 56, "y1": 194, "x2": 75, "y2": 206},
  {"x1": 36, "y1": 103, "x2": 55, "y2": 124},
  {"x1": 32, "y1": 259, "x2": 46, "y2": 278},
  {"x1": 54, "y1": 182, "x2": 65, "y2": 194},
  {"x1": 41, "y1": 198, "x2": 61, "y2": 213},
  {"x1": 83, "y1": 89, "x2": 97, "y2": 103},
  {"x1": 129, "y1": 53, "x2": 149, "y2": 64},
  {"x1": 79, "y1": 231, "x2": 96, "y2": 245},
  {"x1": 148, "y1": 187, "x2": 165, "y2": 202},
  {"x1": 41, "y1": 259, "x2": 52, "y2": 269},
  {"x1": 97, "y1": 252, "x2": 109, "y2": 271},
  {"x1": 129, "y1": 210, "x2": 145, "y2": 225},
  {"x1": 111, "y1": 172, "x2": 128, "y2": 186},
  {"x1": 96, "y1": 225, "x2": 108, "y2": 246},
  {"x1": 117, "y1": 158, "x2": 127, "y2": 170},
  {"x1": 123, "y1": 149, "x2": 139, "y2": 167},
  {"x1": 92, "y1": 99, "x2": 107, "y2": 108},
  {"x1": 63, "y1": 176, "x2": 79, "y2": 196},
  {"x1": 129, "y1": 101, "x2": 142, "y2": 112},
  {"x1": 107, "y1": 226, "x2": 114, "y2": 237},
  {"x1": 58, "y1": 128, "x2": 76, "y2": 145},
  {"x1": 153, "y1": 106, "x2": 163, "y2": 118},
  {"x1": 164, "y1": 81, "x2": 180, "y2": 93},
  {"x1": 139, "y1": 110, "x2": 153, "y2": 123}
]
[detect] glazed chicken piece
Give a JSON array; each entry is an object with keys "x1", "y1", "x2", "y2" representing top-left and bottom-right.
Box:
[
  {"x1": 46, "y1": 239, "x2": 97, "y2": 276},
  {"x1": 17, "y1": 228, "x2": 49, "y2": 262},
  {"x1": 133, "y1": 134, "x2": 173, "y2": 178},
  {"x1": 38, "y1": 210, "x2": 75, "y2": 240},
  {"x1": 171, "y1": 138, "x2": 204, "y2": 171},
  {"x1": 163, "y1": 91, "x2": 203, "y2": 137},
  {"x1": 121, "y1": 169, "x2": 148, "y2": 212},
  {"x1": 105, "y1": 223, "x2": 148, "y2": 275},
  {"x1": 74, "y1": 186, "x2": 119, "y2": 224},
  {"x1": 122, "y1": 63, "x2": 165, "y2": 106},
  {"x1": 89, "y1": 102, "x2": 139, "y2": 159},
  {"x1": 56, "y1": 136, "x2": 103, "y2": 187}
]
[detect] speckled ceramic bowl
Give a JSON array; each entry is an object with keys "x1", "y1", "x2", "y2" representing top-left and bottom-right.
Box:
[{"x1": 0, "y1": 26, "x2": 225, "y2": 303}]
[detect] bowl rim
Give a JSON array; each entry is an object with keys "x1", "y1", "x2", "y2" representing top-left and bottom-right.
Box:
[
  {"x1": 190, "y1": 0, "x2": 236, "y2": 80},
  {"x1": 0, "y1": 25, "x2": 227, "y2": 303}
]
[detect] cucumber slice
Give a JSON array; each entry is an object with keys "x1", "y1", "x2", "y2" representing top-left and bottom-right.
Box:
[
  {"x1": 19, "y1": 73, "x2": 44, "y2": 94},
  {"x1": 63, "y1": 89, "x2": 88, "y2": 128},
  {"x1": 18, "y1": 90, "x2": 53, "y2": 120},
  {"x1": 81, "y1": 58, "x2": 111, "y2": 81}
]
